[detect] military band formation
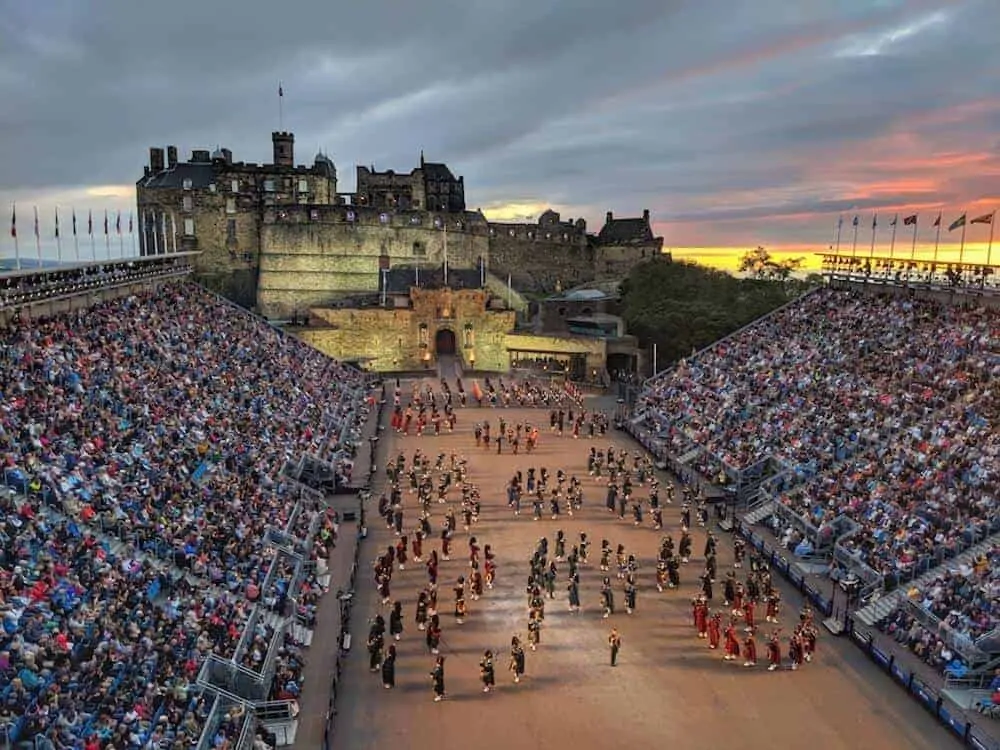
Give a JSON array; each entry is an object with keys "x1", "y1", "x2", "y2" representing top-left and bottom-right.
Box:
[{"x1": 365, "y1": 377, "x2": 819, "y2": 701}]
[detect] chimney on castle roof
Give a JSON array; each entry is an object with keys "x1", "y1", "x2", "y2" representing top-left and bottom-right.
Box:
[
  {"x1": 149, "y1": 147, "x2": 165, "y2": 173},
  {"x1": 272, "y1": 131, "x2": 294, "y2": 167},
  {"x1": 606, "y1": 211, "x2": 613, "y2": 224},
  {"x1": 643, "y1": 209, "x2": 650, "y2": 222},
  {"x1": 166, "y1": 146, "x2": 178, "y2": 168}
]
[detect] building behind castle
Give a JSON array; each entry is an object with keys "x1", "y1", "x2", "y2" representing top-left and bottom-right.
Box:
[{"x1": 136, "y1": 131, "x2": 667, "y2": 316}]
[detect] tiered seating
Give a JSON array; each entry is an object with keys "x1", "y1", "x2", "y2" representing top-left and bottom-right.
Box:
[
  {"x1": 879, "y1": 546, "x2": 1000, "y2": 674},
  {"x1": 0, "y1": 282, "x2": 369, "y2": 747},
  {"x1": 639, "y1": 289, "x2": 993, "y2": 478},
  {"x1": 779, "y1": 386, "x2": 999, "y2": 580}
]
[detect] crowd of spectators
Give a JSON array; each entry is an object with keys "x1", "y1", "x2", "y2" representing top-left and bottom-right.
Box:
[
  {"x1": 1, "y1": 281, "x2": 370, "y2": 748},
  {"x1": 879, "y1": 547, "x2": 1000, "y2": 674},
  {"x1": 639, "y1": 289, "x2": 994, "y2": 474},
  {"x1": 780, "y1": 385, "x2": 998, "y2": 581}
]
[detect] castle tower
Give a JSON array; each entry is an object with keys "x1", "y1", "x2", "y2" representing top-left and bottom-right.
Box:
[{"x1": 272, "y1": 131, "x2": 294, "y2": 167}]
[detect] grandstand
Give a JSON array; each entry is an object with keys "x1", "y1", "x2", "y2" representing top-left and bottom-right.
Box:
[
  {"x1": 626, "y1": 270, "x2": 999, "y2": 743},
  {"x1": 0, "y1": 256, "x2": 374, "y2": 749}
]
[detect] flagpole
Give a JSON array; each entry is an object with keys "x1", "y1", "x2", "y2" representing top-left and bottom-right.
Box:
[
  {"x1": 888, "y1": 217, "x2": 897, "y2": 263},
  {"x1": 868, "y1": 214, "x2": 877, "y2": 260},
  {"x1": 987, "y1": 211, "x2": 996, "y2": 267},
  {"x1": 11, "y1": 203, "x2": 20, "y2": 271},
  {"x1": 834, "y1": 216, "x2": 843, "y2": 255},
  {"x1": 851, "y1": 220, "x2": 859, "y2": 260},
  {"x1": 104, "y1": 211, "x2": 111, "y2": 259},
  {"x1": 959, "y1": 213, "x2": 967, "y2": 265},
  {"x1": 909, "y1": 219, "x2": 918, "y2": 261},
  {"x1": 34, "y1": 206, "x2": 42, "y2": 266},
  {"x1": 131, "y1": 214, "x2": 137, "y2": 257},
  {"x1": 55, "y1": 207, "x2": 63, "y2": 263},
  {"x1": 73, "y1": 210, "x2": 80, "y2": 262},
  {"x1": 933, "y1": 218, "x2": 941, "y2": 265},
  {"x1": 118, "y1": 213, "x2": 124, "y2": 257},
  {"x1": 278, "y1": 81, "x2": 284, "y2": 132}
]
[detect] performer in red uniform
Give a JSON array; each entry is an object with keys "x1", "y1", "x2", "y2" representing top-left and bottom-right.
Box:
[
  {"x1": 765, "y1": 591, "x2": 781, "y2": 623},
  {"x1": 695, "y1": 598, "x2": 709, "y2": 639},
  {"x1": 707, "y1": 611, "x2": 722, "y2": 650},
  {"x1": 723, "y1": 620, "x2": 741, "y2": 661},
  {"x1": 743, "y1": 632, "x2": 758, "y2": 667},
  {"x1": 767, "y1": 631, "x2": 783, "y2": 671}
]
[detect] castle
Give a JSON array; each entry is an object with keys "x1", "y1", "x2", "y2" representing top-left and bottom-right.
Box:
[
  {"x1": 134, "y1": 131, "x2": 662, "y2": 375},
  {"x1": 135, "y1": 131, "x2": 666, "y2": 318}
]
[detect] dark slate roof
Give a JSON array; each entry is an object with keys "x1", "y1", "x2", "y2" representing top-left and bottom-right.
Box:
[
  {"x1": 141, "y1": 162, "x2": 216, "y2": 190},
  {"x1": 597, "y1": 217, "x2": 653, "y2": 244},
  {"x1": 384, "y1": 266, "x2": 481, "y2": 294},
  {"x1": 422, "y1": 162, "x2": 457, "y2": 181}
]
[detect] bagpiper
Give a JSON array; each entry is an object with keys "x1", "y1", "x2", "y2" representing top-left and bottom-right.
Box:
[
  {"x1": 480, "y1": 650, "x2": 496, "y2": 693},
  {"x1": 430, "y1": 655, "x2": 446, "y2": 701},
  {"x1": 509, "y1": 635, "x2": 526, "y2": 683}
]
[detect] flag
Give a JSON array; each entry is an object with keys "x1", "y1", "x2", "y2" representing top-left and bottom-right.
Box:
[
  {"x1": 116, "y1": 212, "x2": 121, "y2": 235},
  {"x1": 54, "y1": 207, "x2": 60, "y2": 238},
  {"x1": 33, "y1": 206, "x2": 39, "y2": 238},
  {"x1": 872, "y1": 213, "x2": 878, "y2": 229},
  {"x1": 104, "y1": 210, "x2": 109, "y2": 235},
  {"x1": 279, "y1": 83, "x2": 283, "y2": 97},
  {"x1": 72, "y1": 209, "x2": 77, "y2": 236},
  {"x1": 971, "y1": 213, "x2": 994, "y2": 225},
  {"x1": 88, "y1": 210, "x2": 93, "y2": 235},
  {"x1": 128, "y1": 212, "x2": 134, "y2": 233},
  {"x1": 949, "y1": 214, "x2": 966, "y2": 231},
  {"x1": 9, "y1": 204, "x2": 15, "y2": 238},
  {"x1": 852, "y1": 216, "x2": 859, "y2": 227},
  {"x1": 890, "y1": 215, "x2": 898, "y2": 227},
  {"x1": 837, "y1": 215, "x2": 843, "y2": 228},
  {"x1": 903, "y1": 214, "x2": 917, "y2": 226},
  {"x1": 933, "y1": 213, "x2": 941, "y2": 227},
  {"x1": 471, "y1": 381, "x2": 483, "y2": 401}
]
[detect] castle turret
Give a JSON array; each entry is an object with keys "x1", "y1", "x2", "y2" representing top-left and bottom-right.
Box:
[{"x1": 272, "y1": 131, "x2": 294, "y2": 167}]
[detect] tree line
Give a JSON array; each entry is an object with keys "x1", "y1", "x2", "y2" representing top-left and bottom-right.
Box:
[{"x1": 620, "y1": 255, "x2": 820, "y2": 366}]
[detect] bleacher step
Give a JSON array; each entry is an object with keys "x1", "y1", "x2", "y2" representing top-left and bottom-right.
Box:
[{"x1": 261, "y1": 719, "x2": 298, "y2": 747}]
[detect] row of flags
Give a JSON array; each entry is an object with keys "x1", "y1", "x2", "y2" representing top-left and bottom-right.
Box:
[
  {"x1": 841, "y1": 211, "x2": 995, "y2": 231},
  {"x1": 9, "y1": 205, "x2": 133, "y2": 240}
]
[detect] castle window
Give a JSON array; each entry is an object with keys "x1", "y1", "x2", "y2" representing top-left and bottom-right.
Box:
[
  {"x1": 182, "y1": 178, "x2": 192, "y2": 190},
  {"x1": 558, "y1": 307, "x2": 567, "y2": 317},
  {"x1": 298, "y1": 179, "x2": 309, "y2": 193},
  {"x1": 562, "y1": 233, "x2": 568, "y2": 241},
  {"x1": 231, "y1": 179, "x2": 240, "y2": 193},
  {"x1": 346, "y1": 210, "x2": 356, "y2": 222},
  {"x1": 380, "y1": 213, "x2": 390, "y2": 224},
  {"x1": 225, "y1": 198, "x2": 236, "y2": 214},
  {"x1": 208, "y1": 184, "x2": 217, "y2": 193},
  {"x1": 226, "y1": 219, "x2": 237, "y2": 242},
  {"x1": 183, "y1": 218, "x2": 195, "y2": 236},
  {"x1": 413, "y1": 242, "x2": 426, "y2": 256},
  {"x1": 508, "y1": 229, "x2": 515, "y2": 237},
  {"x1": 545, "y1": 232, "x2": 552, "y2": 240},
  {"x1": 182, "y1": 196, "x2": 193, "y2": 212},
  {"x1": 489, "y1": 227, "x2": 495, "y2": 236},
  {"x1": 463, "y1": 323, "x2": 474, "y2": 348},
  {"x1": 263, "y1": 179, "x2": 275, "y2": 192},
  {"x1": 410, "y1": 215, "x2": 422, "y2": 225},
  {"x1": 455, "y1": 220, "x2": 463, "y2": 229},
  {"x1": 418, "y1": 323, "x2": 428, "y2": 345}
]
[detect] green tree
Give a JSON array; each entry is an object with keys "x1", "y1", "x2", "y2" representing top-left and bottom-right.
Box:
[
  {"x1": 621, "y1": 260, "x2": 810, "y2": 367},
  {"x1": 738, "y1": 246, "x2": 804, "y2": 280}
]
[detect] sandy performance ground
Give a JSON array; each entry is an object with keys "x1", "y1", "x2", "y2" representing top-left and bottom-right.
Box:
[{"x1": 331, "y1": 403, "x2": 958, "y2": 750}]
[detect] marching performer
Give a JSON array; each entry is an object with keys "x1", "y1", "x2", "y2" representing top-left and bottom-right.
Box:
[
  {"x1": 480, "y1": 650, "x2": 496, "y2": 693},
  {"x1": 743, "y1": 632, "x2": 758, "y2": 668},
  {"x1": 608, "y1": 627, "x2": 622, "y2": 667},
  {"x1": 382, "y1": 644, "x2": 396, "y2": 689},
  {"x1": 510, "y1": 635, "x2": 526, "y2": 683},
  {"x1": 430, "y1": 655, "x2": 446, "y2": 702}
]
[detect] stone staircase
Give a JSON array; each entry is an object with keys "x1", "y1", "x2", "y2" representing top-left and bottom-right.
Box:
[{"x1": 854, "y1": 533, "x2": 1000, "y2": 628}]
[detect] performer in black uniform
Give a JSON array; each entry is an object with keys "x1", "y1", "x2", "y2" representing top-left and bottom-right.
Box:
[
  {"x1": 431, "y1": 655, "x2": 446, "y2": 701},
  {"x1": 480, "y1": 649, "x2": 496, "y2": 693},
  {"x1": 509, "y1": 635, "x2": 526, "y2": 683},
  {"x1": 382, "y1": 644, "x2": 396, "y2": 689},
  {"x1": 608, "y1": 627, "x2": 622, "y2": 666}
]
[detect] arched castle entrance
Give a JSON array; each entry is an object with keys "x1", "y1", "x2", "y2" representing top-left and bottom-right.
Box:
[{"x1": 435, "y1": 328, "x2": 456, "y2": 355}]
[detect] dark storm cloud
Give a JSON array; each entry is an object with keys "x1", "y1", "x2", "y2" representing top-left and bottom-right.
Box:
[{"x1": 0, "y1": 0, "x2": 998, "y2": 253}]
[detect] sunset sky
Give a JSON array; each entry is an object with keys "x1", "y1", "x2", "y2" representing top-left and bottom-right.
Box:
[{"x1": 0, "y1": 0, "x2": 998, "y2": 271}]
